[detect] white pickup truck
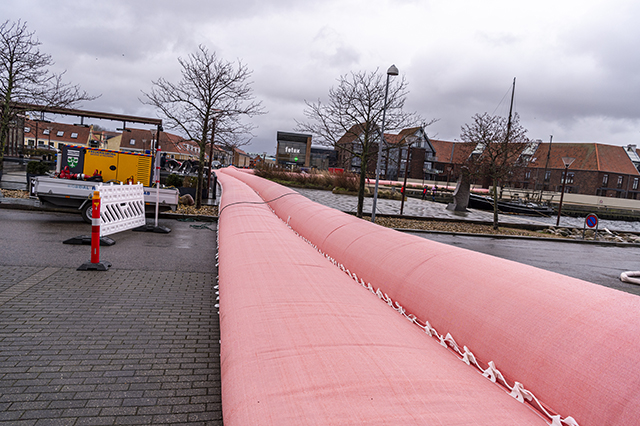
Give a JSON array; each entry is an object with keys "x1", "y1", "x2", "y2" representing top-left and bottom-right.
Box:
[
  {"x1": 30, "y1": 145, "x2": 181, "y2": 222},
  {"x1": 31, "y1": 176, "x2": 180, "y2": 223}
]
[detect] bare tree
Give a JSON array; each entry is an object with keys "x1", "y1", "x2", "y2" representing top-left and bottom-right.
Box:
[
  {"x1": 142, "y1": 45, "x2": 264, "y2": 208},
  {"x1": 296, "y1": 69, "x2": 427, "y2": 218},
  {"x1": 460, "y1": 112, "x2": 530, "y2": 229},
  {"x1": 0, "y1": 20, "x2": 96, "y2": 177}
]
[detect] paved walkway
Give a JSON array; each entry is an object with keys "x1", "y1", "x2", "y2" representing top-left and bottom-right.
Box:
[
  {"x1": 1, "y1": 161, "x2": 30, "y2": 191},
  {"x1": 292, "y1": 187, "x2": 640, "y2": 232},
  {"x1": 292, "y1": 187, "x2": 554, "y2": 227},
  {"x1": 0, "y1": 210, "x2": 222, "y2": 425}
]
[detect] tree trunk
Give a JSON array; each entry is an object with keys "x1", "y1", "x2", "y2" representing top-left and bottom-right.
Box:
[
  {"x1": 492, "y1": 177, "x2": 499, "y2": 230},
  {"x1": 0, "y1": 100, "x2": 13, "y2": 180},
  {"x1": 196, "y1": 147, "x2": 206, "y2": 209},
  {"x1": 356, "y1": 166, "x2": 366, "y2": 218}
]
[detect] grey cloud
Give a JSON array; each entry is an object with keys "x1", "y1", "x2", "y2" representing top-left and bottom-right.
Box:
[{"x1": 3, "y1": 0, "x2": 640, "y2": 155}]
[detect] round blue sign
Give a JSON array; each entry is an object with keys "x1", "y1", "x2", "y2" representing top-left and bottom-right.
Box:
[{"x1": 585, "y1": 214, "x2": 598, "y2": 228}]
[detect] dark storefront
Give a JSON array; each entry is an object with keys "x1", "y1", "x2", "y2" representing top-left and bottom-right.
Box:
[{"x1": 276, "y1": 132, "x2": 312, "y2": 167}]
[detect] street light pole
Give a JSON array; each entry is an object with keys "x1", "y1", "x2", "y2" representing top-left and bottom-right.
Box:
[
  {"x1": 556, "y1": 157, "x2": 575, "y2": 226},
  {"x1": 371, "y1": 64, "x2": 399, "y2": 223}
]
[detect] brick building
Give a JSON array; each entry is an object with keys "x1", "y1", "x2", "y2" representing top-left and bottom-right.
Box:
[
  {"x1": 518, "y1": 142, "x2": 640, "y2": 199},
  {"x1": 429, "y1": 139, "x2": 477, "y2": 187},
  {"x1": 384, "y1": 127, "x2": 437, "y2": 181},
  {"x1": 336, "y1": 124, "x2": 436, "y2": 179},
  {"x1": 430, "y1": 139, "x2": 640, "y2": 199}
]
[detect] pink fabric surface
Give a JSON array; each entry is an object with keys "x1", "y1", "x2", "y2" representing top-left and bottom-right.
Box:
[
  {"x1": 217, "y1": 170, "x2": 547, "y2": 425},
  {"x1": 223, "y1": 167, "x2": 640, "y2": 426}
]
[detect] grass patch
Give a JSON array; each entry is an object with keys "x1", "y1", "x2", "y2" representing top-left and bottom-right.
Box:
[{"x1": 255, "y1": 165, "x2": 360, "y2": 192}]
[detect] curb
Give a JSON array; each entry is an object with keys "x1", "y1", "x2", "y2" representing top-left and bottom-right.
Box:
[
  {"x1": 395, "y1": 227, "x2": 638, "y2": 247},
  {"x1": 160, "y1": 213, "x2": 218, "y2": 222},
  {"x1": 0, "y1": 197, "x2": 218, "y2": 222},
  {"x1": 0, "y1": 196, "x2": 633, "y2": 245}
]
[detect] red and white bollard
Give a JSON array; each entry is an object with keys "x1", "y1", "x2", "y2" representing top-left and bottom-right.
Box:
[{"x1": 78, "y1": 190, "x2": 112, "y2": 271}]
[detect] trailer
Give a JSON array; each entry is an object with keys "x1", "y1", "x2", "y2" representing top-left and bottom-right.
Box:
[{"x1": 31, "y1": 146, "x2": 180, "y2": 223}]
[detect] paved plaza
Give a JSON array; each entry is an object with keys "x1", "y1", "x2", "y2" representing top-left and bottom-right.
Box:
[
  {"x1": 293, "y1": 187, "x2": 553, "y2": 226},
  {"x1": 1, "y1": 174, "x2": 638, "y2": 425},
  {"x1": 292, "y1": 186, "x2": 640, "y2": 232},
  {"x1": 0, "y1": 210, "x2": 222, "y2": 425}
]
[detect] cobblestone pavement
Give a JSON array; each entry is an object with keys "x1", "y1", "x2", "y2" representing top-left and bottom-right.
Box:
[
  {"x1": 291, "y1": 187, "x2": 553, "y2": 226},
  {"x1": 0, "y1": 210, "x2": 222, "y2": 425},
  {"x1": 291, "y1": 187, "x2": 640, "y2": 232}
]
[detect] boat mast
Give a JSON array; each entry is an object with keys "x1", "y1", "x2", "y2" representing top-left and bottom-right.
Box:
[
  {"x1": 505, "y1": 77, "x2": 515, "y2": 144},
  {"x1": 498, "y1": 78, "x2": 516, "y2": 201}
]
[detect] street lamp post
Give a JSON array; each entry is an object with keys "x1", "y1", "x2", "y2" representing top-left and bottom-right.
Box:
[
  {"x1": 556, "y1": 156, "x2": 575, "y2": 226},
  {"x1": 371, "y1": 64, "x2": 399, "y2": 223}
]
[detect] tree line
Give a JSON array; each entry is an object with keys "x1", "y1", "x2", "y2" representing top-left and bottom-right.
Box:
[{"x1": 0, "y1": 19, "x2": 531, "y2": 226}]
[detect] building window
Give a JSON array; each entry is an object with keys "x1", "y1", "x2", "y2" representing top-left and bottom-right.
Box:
[
  {"x1": 602, "y1": 174, "x2": 608, "y2": 186},
  {"x1": 71, "y1": 133, "x2": 78, "y2": 139},
  {"x1": 561, "y1": 171, "x2": 574, "y2": 184},
  {"x1": 617, "y1": 175, "x2": 624, "y2": 188},
  {"x1": 129, "y1": 139, "x2": 136, "y2": 145},
  {"x1": 24, "y1": 127, "x2": 30, "y2": 133},
  {"x1": 57, "y1": 131, "x2": 64, "y2": 137},
  {"x1": 544, "y1": 171, "x2": 551, "y2": 181},
  {"x1": 525, "y1": 170, "x2": 531, "y2": 180},
  {"x1": 633, "y1": 178, "x2": 639, "y2": 190},
  {"x1": 43, "y1": 129, "x2": 50, "y2": 135},
  {"x1": 566, "y1": 172, "x2": 574, "y2": 184},
  {"x1": 27, "y1": 139, "x2": 35, "y2": 146}
]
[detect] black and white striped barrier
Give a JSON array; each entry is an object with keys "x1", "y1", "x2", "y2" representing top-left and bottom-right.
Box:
[
  {"x1": 97, "y1": 182, "x2": 146, "y2": 236},
  {"x1": 75, "y1": 183, "x2": 145, "y2": 271}
]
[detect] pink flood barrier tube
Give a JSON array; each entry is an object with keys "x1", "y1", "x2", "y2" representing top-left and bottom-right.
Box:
[
  {"x1": 222, "y1": 167, "x2": 640, "y2": 426},
  {"x1": 217, "y1": 170, "x2": 547, "y2": 425}
]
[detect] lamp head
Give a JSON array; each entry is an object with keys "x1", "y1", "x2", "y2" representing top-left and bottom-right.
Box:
[
  {"x1": 561, "y1": 157, "x2": 575, "y2": 168},
  {"x1": 387, "y1": 65, "x2": 399, "y2": 76}
]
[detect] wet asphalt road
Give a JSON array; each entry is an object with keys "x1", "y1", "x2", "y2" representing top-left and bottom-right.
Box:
[
  {"x1": 0, "y1": 209, "x2": 216, "y2": 271},
  {"x1": 290, "y1": 187, "x2": 640, "y2": 297},
  {"x1": 2, "y1": 207, "x2": 638, "y2": 297},
  {"x1": 408, "y1": 231, "x2": 640, "y2": 296}
]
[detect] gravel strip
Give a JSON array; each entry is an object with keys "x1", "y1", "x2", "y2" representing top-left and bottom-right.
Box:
[{"x1": 373, "y1": 217, "x2": 560, "y2": 238}]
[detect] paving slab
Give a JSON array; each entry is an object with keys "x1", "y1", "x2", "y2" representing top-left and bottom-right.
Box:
[
  {"x1": 291, "y1": 187, "x2": 640, "y2": 232},
  {"x1": 0, "y1": 210, "x2": 222, "y2": 425}
]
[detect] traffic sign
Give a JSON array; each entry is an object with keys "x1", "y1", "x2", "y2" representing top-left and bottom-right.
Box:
[{"x1": 583, "y1": 213, "x2": 599, "y2": 240}]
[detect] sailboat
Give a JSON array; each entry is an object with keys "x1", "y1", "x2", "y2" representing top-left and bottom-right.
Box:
[
  {"x1": 467, "y1": 193, "x2": 554, "y2": 216},
  {"x1": 466, "y1": 78, "x2": 554, "y2": 217}
]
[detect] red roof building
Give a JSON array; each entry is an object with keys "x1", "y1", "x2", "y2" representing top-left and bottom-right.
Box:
[
  {"x1": 430, "y1": 139, "x2": 640, "y2": 199},
  {"x1": 518, "y1": 142, "x2": 640, "y2": 199},
  {"x1": 336, "y1": 124, "x2": 436, "y2": 179},
  {"x1": 23, "y1": 119, "x2": 93, "y2": 150}
]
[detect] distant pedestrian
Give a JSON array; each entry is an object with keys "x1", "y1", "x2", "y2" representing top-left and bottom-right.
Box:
[
  {"x1": 422, "y1": 187, "x2": 428, "y2": 200},
  {"x1": 432, "y1": 185, "x2": 437, "y2": 201}
]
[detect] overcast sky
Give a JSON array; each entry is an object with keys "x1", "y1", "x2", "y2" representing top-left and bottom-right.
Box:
[{"x1": 2, "y1": 0, "x2": 639, "y2": 155}]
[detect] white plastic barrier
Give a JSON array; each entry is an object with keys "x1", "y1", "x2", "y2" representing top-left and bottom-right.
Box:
[{"x1": 97, "y1": 183, "x2": 145, "y2": 236}]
